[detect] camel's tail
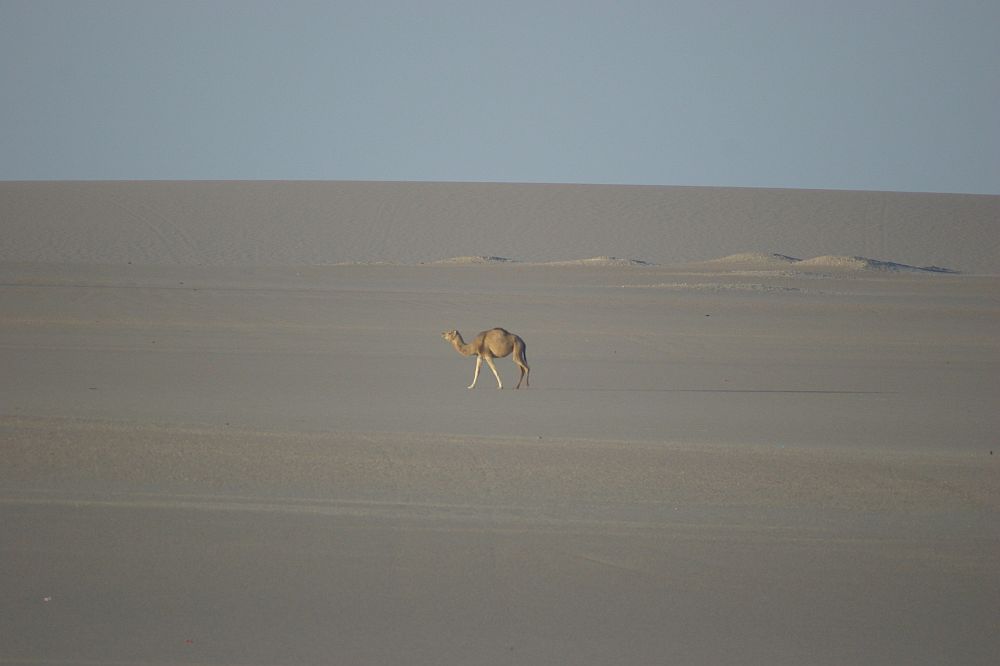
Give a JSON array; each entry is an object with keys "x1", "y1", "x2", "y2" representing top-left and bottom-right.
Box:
[{"x1": 515, "y1": 336, "x2": 530, "y2": 388}]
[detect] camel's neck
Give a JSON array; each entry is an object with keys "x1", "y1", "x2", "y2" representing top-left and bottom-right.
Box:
[{"x1": 450, "y1": 335, "x2": 476, "y2": 356}]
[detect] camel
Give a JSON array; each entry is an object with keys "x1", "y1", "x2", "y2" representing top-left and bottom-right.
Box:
[{"x1": 441, "y1": 328, "x2": 530, "y2": 389}]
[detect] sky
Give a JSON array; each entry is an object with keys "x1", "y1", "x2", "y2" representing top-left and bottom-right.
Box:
[{"x1": 1, "y1": 0, "x2": 998, "y2": 194}]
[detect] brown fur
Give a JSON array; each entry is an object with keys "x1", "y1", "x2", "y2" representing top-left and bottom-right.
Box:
[{"x1": 441, "y1": 328, "x2": 530, "y2": 389}]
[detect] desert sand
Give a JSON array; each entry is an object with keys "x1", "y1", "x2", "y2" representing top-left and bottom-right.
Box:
[{"x1": 1, "y1": 181, "x2": 998, "y2": 665}]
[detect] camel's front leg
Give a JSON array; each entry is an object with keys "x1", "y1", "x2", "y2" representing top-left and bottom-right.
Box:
[
  {"x1": 484, "y1": 357, "x2": 503, "y2": 389},
  {"x1": 468, "y1": 356, "x2": 483, "y2": 389}
]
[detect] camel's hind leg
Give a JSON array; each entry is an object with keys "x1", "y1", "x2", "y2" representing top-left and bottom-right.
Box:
[
  {"x1": 484, "y1": 356, "x2": 503, "y2": 389},
  {"x1": 514, "y1": 340, "x2": 530, "y2": 389}
]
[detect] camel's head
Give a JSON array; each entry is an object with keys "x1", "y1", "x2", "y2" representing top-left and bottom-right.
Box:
[{"x1": 441, "y1": 330, "x2": 459, "y2": 343}]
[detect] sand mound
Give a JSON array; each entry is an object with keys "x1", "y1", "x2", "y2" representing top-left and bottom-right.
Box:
[
  {"x1": 428, "y1": 255, "x2": 653, "y2": 267},
  {"x1": 428, "y1": 256, "x2": 517, "y2": 265},
  {"x1": 795, "y1": 255, "x2": 959, "y2": 273},
  {"x1": 697, "y1": 253, "x2": 802, "y2": 269},
  {"x1": 696, "y1": 252, "x2": 959, "y2": 274},
  {"x1": 3, "y1": 181, "x2": 996, "y2": 273},
  {"x1": 541, "y1": 256, "x2": 653, "y2": 267}
]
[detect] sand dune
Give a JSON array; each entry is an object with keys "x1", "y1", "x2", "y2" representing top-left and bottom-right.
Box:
[
  {"x1": 431, "y1": 255, "x2": 653, "y2": 266},
  {"x1": 346, "y1": 251, "x2": 963, "y2": 271},
  {"x1": 539, "y1": 256, "x2": 654, "y2": 267},
  {"x1": 2, "y1": 181, "x2": 998, "y2": 665},
  {"x1": 693, "y1": 252, "x2": 962, "y2": 273},
  {"x1": 793, "y1": 255, "x2": 957, "y2": 272},
  {"x1": 696, "y1": 251, "x2": 803, "y2": 267},
  {"x1": 2, "y1": 180, "x2": 998, "y2": 273},
  {"x1": 429, "y1": 255, "x2": 517, "y2": 264}
]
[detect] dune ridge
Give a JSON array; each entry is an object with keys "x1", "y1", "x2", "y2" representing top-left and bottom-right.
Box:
[
  {"x1": 2, "y1": 181, "x2": 997, "y2": 273},
  {"x1": 696, "y1": 252, "x2": 960, "y2": 273},
  {"x1": 428, "y1": 255, "x2": 516, "y2": 265},
  {"x1": 426, "y1": 252, "x2": 959, "y2": 273},
  {"x1": 429, "y1": 255, "x2": 653, "y2": 267},
  {"x1": 540, "y1": 256, "x2": 654, "y2": 267}
]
